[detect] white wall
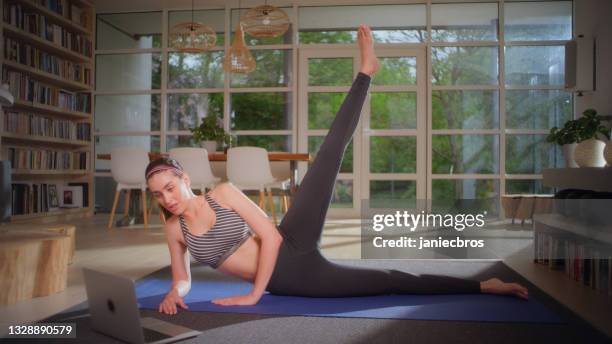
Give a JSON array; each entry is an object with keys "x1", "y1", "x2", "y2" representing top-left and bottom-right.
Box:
[{"x1": 574, "y1": 0, "x2": 612, "y2": 117}]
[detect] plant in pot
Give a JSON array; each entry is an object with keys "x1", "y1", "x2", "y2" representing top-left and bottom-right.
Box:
[
  {"x1": 190, "y1": 115, "x2": 233, "y2": 153},
  {"x1": 547, "y1": 118, "x2": 581, "y2": 168},
  {"x1": 548, "y1": 109, "x2": 611, "y2": 167}
]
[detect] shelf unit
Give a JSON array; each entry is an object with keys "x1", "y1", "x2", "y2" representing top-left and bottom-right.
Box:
[
  {"x1": 543, "y1": 167, "x2": 612, "y2": 193},
  {"x1": 1, "y1": 0, "x2": 94, "y2": 223},
  {"x1": 2, "y1": 132, "x2": 90, "y2": 146},
  {"x1": 534, "y1": 168, "x2": 612, "y2": 298},
  {"x1": 11, "y1": 99, "x2": 89, "y2": 118}
]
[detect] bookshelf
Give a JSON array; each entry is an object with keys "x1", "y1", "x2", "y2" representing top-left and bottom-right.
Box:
[
  {"x1": 533, "y1": 168, "x2": 612, "y2": 298},
  {"x1": 0, "y1": 0, "x2": 94, "y2": 223}
]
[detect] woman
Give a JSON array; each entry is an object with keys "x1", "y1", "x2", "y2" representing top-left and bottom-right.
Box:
[{"x1": 147, "y1": 25, "x2": 529, "y2": 315}]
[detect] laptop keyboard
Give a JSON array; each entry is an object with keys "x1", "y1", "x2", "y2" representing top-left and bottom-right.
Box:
[{"x1": 142, "y1": 327, "x2": 171, "y2": 342}]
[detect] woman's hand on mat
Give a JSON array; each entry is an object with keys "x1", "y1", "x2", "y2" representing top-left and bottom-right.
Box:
[
  {"x1": 158, "y1": 289, "x2": 189, "y2": 315},
  {"x1": 211, "y1": 293, "x2": 261, "y2": 306},
  {"x1": 480, "y1": 278, "x2": 529, "y2": 300}
]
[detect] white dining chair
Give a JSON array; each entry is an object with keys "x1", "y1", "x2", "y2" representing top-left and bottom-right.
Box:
[
  {"x1": 108, "y1": 146, "x2": 149, "y2": 229},
  {"x1": 169, "y1": 147, "x2": 221, "y2": 194},
  {"x1": 226, "y1": 147, "x2": 283, "y2": 224},
  {"x1": 269, "y1": 160, "x2": 292, "y2": 213}
]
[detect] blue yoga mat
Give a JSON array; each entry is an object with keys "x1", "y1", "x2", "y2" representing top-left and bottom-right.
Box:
[{"x1": 135, "y1": 278, "x2": 564, "y2": 323}]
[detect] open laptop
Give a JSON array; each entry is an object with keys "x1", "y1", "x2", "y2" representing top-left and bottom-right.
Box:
[{"x1": 83, "y1": 268, "x2": 201, "y2": 344}]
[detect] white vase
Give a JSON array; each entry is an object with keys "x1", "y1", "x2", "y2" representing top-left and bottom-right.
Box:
[
  {"x1": 604, "y1": 141, "x2": 612, "y2": 167},
  {"x1": 561, "y1": 143, "x2": 578, "y2": 168},
  {"x1": 574, "y1": 139, "x2": 606, "y2": 167},
  {"x1": 201, "y1": 140, "x2": 217, "y2": 153}
]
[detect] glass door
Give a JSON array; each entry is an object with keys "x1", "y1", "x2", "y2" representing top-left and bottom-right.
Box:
[{"x1": 299, "y1": 46, "x2": 426, "y2": 218}]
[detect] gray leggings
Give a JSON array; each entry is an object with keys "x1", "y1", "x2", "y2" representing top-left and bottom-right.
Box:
[{"x1": 266, "y1": 73, "x2": 481, "y2": 297}]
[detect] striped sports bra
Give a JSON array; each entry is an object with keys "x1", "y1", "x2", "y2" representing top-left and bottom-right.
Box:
[{"x1": 178, "y1": 193, "x2": 252, "y2": 269}]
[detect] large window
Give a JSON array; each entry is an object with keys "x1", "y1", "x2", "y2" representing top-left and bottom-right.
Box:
[
  {"x1": 299, "y1": 5, "x2": 426, "y2": 43},
  {"x1": 94, "y1": 2, "x2": 573, "y2": 212},
  {"x1": 430, "y1": 3, "x2": 500, "y2": 212},
  {"x1": 503, "y1": 1, "x2": 572, "y2": 196}
]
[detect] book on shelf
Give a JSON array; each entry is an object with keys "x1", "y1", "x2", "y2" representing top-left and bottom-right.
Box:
[
  {"x1": 11, "y1": 182, "x2": 48, "y2": 214},
  {"x1": 3, "y1": 2, "x2": 93, "y2": 57},
  {"x1": 10, "y1": 181, "x2": 88, "y2": 215},
  {"x1": 3, "y1": 110, "x2": 91, "y2": 141},
  {"x1": 3, "y1": 37, "x2": 92, "y2": 85},
  {"x1": 69, "y1": 3, "x2": 89, "y2": 28},
  {"x1": 535, "y1": 231, "x2": 612, "y2": 296},
  {"x1": 28, "y1": 0, "x2": 91, "y2": 31},
  {"x1": 2, "y1": 69, "x2": 91, "y2": 112},
  {"x1": 2, "y1": 145, "x2": 90, "y2": 171},
  {"x1": 40, "y1": 0, "x2": 69, "y2": 19}
]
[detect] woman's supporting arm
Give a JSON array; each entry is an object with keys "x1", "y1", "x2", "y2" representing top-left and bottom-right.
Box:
[
  {"x1": 159, "y1": 218, "x2": 191, "y2": 314},
  {"x1": 214, "y1": 182, "x2": 283, "y2": 304},
  {"x1": 164, "y1": 218, "x2": 191, "y2": 295},
  {"x1": 175, "y1": 250, "x2": 192, "y2": 297}
]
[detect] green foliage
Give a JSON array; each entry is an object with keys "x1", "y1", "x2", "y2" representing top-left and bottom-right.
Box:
[
  {"x1": 236, "y1": 136, "x2": 289, "y2": 151},
  {"x1": 370, "y1": 92, "x2": 416, "y2": 129},
  {"x1": 299, "y1": 30, "x2": 355, "y2": 44},
  {"x1": 190, "y1": 114, "x2": 233, "y2": 145},
  {"x1": 370, "y1": 137, "x2": 416, "y2": 173},
  {"x1": 373, "y1": 57, "x2": 417, "y2": 85},
  {"x1": 231, "y1": 50, "x2": 289, "y2": 88},
  {"x1": 308, "y1": 93, "x2": 346, "y2": 129},
  {"x1": 168, "y1": 52, "x2": 224, "y2": 89},
  {"x1": 370, "y1": 180, "x2": 417, "y2": 209},
  {"x1": 546, "y1": 108, "x2": 611, "y2": 146},
  {"x1": 308, "y1": 58, "x2": 353, "y2": 86},
  {"x1": 231, "y1": 93, "x2": 288, "y2": 130},
  {"x1": 505, "y1": 90, "x2": 572, "y2": 130}
]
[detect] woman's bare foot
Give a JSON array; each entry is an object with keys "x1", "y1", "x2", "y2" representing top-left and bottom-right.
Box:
[
  {"x1": 358, "y1": 24, "x2": 379, "y2": 76},
  {"x1": 480, "y1": 278, "x2": 529, "y2": 300}
]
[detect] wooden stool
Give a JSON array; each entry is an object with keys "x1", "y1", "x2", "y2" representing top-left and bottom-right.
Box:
[
  {"x1": 0, "y1": 224, "x2": 75, "y2": 306},
  {"x1": 43, "y1": 224, "x2": 76, "y2": 264}
]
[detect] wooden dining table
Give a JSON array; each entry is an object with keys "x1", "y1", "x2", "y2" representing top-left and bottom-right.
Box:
[{"x1": 97, "y1": 152, "x2": 311, "y2": 192}]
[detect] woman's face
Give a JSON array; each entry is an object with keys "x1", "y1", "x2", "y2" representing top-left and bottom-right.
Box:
[{"x1": 147, "y1": 170, "x2": 191, "y2": 215}]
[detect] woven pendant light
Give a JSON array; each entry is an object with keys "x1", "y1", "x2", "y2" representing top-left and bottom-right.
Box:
[
  {"x1": 241, "y1": 2, "x2": 290, "y2": 38},
  {"x1": 169, "y1": 0, "x2": 217, "y2": 52},
  {"x1": 224, "y1": 23, "x2": 256, "y2": 74}
]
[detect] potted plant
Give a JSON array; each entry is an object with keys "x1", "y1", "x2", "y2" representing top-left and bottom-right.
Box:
[
  {"x1": 548, "y1": 109, "x2": 611, "y2": 167},
  {"x1": 190, "y1": 115, "x2": 233, "y2": 153},
  {"x1": 547, "y1": 118, "x2": 581, "y2": 167}
]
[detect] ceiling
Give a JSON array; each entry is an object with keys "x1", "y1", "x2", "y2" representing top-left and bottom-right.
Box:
[
  {"x1": 93, "y1": 0, "x2": 559, "y2": 14},
  {"x1": 92, "y1": 0, "x2": 474, "y2": 13}
]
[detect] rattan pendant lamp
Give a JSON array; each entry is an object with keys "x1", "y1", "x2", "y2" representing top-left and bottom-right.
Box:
[
  {"x1": 241, "y1": 1, "x2": 290, "y2": 38},
  {"x1": 169, "y1": 0, "x2": 217, "y2": 52},
  {"x1": 224, "y1": 2, "x2": 256, "y2": 74}
]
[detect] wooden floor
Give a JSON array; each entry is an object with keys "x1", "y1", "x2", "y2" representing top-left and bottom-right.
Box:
[{"x1": 0, "y1": 214, "x2": 611, "y2": 339}]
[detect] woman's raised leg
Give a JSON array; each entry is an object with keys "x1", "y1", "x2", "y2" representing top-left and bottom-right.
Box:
[{"x1": 278, "y1": 25, "x2": 379, "y2": 252}]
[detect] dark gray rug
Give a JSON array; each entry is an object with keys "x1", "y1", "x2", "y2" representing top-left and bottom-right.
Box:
[{"x1": 8, "y1": 260, "x2": 612, "y2": 344}]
